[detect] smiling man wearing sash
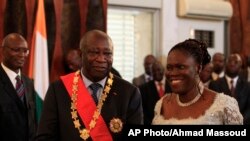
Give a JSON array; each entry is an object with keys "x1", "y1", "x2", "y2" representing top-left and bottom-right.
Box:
[{"x1": 36, "y1": 30, "x2": 143, "y2": 141}]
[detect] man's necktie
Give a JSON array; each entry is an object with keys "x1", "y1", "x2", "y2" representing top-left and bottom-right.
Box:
[
  {"x1": 89, "y1": 83, "x2": 101, "y2": 105},
  {"x1": 158, "y1": 82, "x2": 164, "y2": 97},
  {"x1": 230, "y1": 79, "x2": 235, "y2": 97},
  {"x1": 15, "y1": 75, "x2": 25, "y2": 100}
]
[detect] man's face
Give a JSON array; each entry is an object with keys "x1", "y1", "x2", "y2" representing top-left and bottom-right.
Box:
[
  {"x1": 212, "y1": 54, "x2": 225, "y2": 73},
  {"x1": 2, "y1": 39, "x2": 29, "y2": 73},
  {"x1": 152, "y1": 62, "x2": 164, "y2": 82},
  {"x1": 144, "y1": 56, "x2": 156, "y2": 75},
  {"x1": 226, "y1": 55, "x2": 242, "y2": 77},
  {"x1": 82, "y1": 37, "x2": 113, "y2": 82}
]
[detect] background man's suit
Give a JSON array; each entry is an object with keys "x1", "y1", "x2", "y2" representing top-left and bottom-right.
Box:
[
  {"x1": 209, "y1": 76, "x2": 250, "y2": 124},
  {"x1": 0, "y1": 65, "x2": 37, "y2": 141},
  {"x1": 36, "y1": 74, "x2": 143, "y2": 141},
  {"x1": 132, "y1": 74, "x2": 147, "y2": 87},
  {"x1": 139, "y1": 80, "x2": 171, "y2": 124}
]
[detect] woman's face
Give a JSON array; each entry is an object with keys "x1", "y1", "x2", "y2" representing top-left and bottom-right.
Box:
[{"x1": 166, "y1": 50, "x2": 198, "y2": 95}]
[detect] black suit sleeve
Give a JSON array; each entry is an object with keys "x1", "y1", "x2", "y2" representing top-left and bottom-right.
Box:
[
  {"x1": 36, "y1": 82, "x2": 60, "y2": 141},
  {"x1": 126, "y1": 87, "x2": 144, "y2": 124},
  {"x1": 208, "y1": 80, "x2": 220, "y2": 92},
  {"x1": 139, "y1": 84, "x2": 152, "y2": 125}
]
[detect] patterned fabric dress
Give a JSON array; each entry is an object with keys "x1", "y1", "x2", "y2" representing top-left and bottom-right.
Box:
[{"x1": 152, "y1": 93, "x2": 243, "y2": 125}]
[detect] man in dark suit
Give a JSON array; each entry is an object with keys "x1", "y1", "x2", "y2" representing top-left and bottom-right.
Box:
[
  {"x1": 139, "y1": 61, "x2": 171, "y2": 124},
  {"x1": 209, "y1": 53, "x2": 250, "y2": 124},
  {"x1": 132, "y1": 54, "x2": 156, "y2": 87},
  {"x1": 0, "y1": 33, "x2": 37, "y2": 141},
  {"x1": 36, "y1": 30, "x2": 143, "y2": 141}
]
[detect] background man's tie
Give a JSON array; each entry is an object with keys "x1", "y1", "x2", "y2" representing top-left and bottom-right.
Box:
[
  {"x1": 230, "y1": 79, "x2": 236, "y2": 97},
  {"x1": 89, "y1": 83, "x2": 101, "y2": 105},
  {"x1": 15, "y1": 75, "x2": 25, "y2": 101},
  {"x1": 158, "y1": 82, "x2": 164, "y2": 97}
]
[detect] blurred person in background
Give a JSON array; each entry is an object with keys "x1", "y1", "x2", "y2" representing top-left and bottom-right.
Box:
[
  {"x1": 209, "y1": 53, "x2": 250, "y2": 124},
  {"x1": 199, "y1": 62, "x2": 213, "y2": 87},
  {"x1": 139, "y1": 60, "x2": 171, "y2": 124},
  {"x1": 211, "y1": 52, "x2": 225, "y2": 80},
  {"x1": 132, "y1": 54, "x2": 156, "y2": 87}
]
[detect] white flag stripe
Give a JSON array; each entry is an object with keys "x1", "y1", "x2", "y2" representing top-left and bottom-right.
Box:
[{"x1": 33, "y1": 32, "x2": 49, "y2": 100}]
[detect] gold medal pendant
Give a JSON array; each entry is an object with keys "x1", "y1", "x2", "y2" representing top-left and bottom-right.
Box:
[
  {"x1": 109, "y1": 118, "x2": 123, "y2": 133},
  {"x1": 80, "y1": 129, "x2": 90, "y2": 140}
]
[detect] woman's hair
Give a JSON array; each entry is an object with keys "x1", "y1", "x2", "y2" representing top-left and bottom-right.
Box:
[{"x1": 168, "y1": 39, "x2": 211, "y2": 69}]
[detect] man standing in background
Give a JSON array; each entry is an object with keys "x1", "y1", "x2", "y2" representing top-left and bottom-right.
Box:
[
  {"x1": 139, "y1": 60, "x2": 171, "y2": 124},
  {"x1": 132, "y1": 54, "x2": 156, "y2": 87},
  {"x1": 211, "y1": 52, "x2": 225, "y2": 80},
  {"x1": 209, "y1": 53, "x2": 250, "y2": 124},
  {"x1": 0, "y1": 33, "x2": 37, "y2": 141}
]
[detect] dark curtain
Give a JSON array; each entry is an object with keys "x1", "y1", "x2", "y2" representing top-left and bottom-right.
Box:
[
  {"x1": 230, "y1": 0, "x2": 250, "y2": 66},
  {"x1": 0, "y1": 0, "x2": 107, "y2": 82}
]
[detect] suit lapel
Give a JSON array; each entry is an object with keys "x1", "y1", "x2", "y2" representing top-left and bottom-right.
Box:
[
  {"x1": 151, "y1": 81, "x2": 160, "y2": 99},
  {"x1": 0, "y1": 66, "x2": 26, "y2": 111},
  {"x1": 235, "y1": 78, "x2": 244, "y2": 98},
  {"x1": 22, "y1": 76, "x2": 37, "y2": 125},
  {"x1": 22, "y1": 76, "x2": 32, "y2": 108},
  {"x1": 235, "y1": 78, "x2": 249, "y2": 111},
  {"x1": 221, "y1": 77, "x2": 231, "y2": 96}
]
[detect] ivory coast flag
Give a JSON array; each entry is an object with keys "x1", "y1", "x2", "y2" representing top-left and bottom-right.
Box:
[{"x1": 28, "y1": 0, "x2": 49, "y2": 121}]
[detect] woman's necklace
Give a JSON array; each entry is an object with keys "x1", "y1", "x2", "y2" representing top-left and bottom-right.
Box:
[
  {"x1": 176, "y1": 82, "x2": 204, "y2": 107},
  {"x1": 176, "y1": 93, "x2": 202, "y2": 107}
]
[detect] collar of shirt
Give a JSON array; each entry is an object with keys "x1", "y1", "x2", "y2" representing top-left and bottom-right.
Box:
[
  {"x1": 144, "y1": 74, "x2": 152, "y2": 82},
  {"x1": 211, "y1": 71, "x2": 224, "y2": 80},
  {"x1": 154, "y1": 77, "x2": 165, "y2": 91},
  {"x1": 218, "y1": 71, "x2": 225, "y2": 78},
  {"x1": 80, "y1": 69, "x2": 107, "y2": 98},
  {"x1": 1, "y1": 62, "x2": 21, "y2": 88},
  {"x1": 225, "y1": 75, "x2": 238, "y2": 88}
]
